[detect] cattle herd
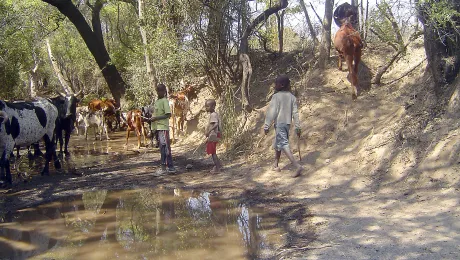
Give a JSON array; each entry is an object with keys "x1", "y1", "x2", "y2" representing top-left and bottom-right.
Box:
[
  {"x1": 0, "y1": 85, "x2": 198, "y2": 187},
  {"x1": 1, "y1": 3, "x2": 360, "y2": 187}
]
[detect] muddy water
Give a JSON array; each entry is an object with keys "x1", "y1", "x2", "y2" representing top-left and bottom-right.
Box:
[{"x1": 0, "y1": 188, "x2": 283, "y2": 259}]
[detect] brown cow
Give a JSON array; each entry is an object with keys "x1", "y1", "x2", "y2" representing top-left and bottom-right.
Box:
[
  {"x1": 168, "y1": 93, "x2": 190, "y2": 142},
  {"x1": 334, "y1": 17, "x2": 363, "y2": 99},
  {"x1": 88, "y1": 99, "x2": 120, "y2": 130},
  {"x1": 125, "y1": 109, "x2": 147, "y2": 149}
]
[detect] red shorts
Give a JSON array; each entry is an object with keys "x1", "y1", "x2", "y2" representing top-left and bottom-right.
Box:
[{"x1": 206, "y1": 132, "x2": 221, "y2": 155}]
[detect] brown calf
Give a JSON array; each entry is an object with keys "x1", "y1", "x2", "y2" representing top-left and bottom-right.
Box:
[{"x1": 125, "y1": 109, "x2": 147, "y2": 149}]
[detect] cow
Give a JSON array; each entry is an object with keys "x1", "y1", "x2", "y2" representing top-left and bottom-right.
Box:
[
  {"x1": 0, "y1": 99, "x2": 61, "y2": 186},
  {"x1": 141, "y1": 105, "x2": 156, "y2": 146},
  {"x1": 50, "y1": 91, "x2": 81, "y2": 156},
  {"x1": 76, "y1": 107, "x2": 109, "y2": 141},
  {"x1": 333, "y1": 2, "x2": 359, "y2": 28},
  {"x1": 125, "y1": 109, "x2": 147, "y2": 149},
  {"x1": 88, "y1": 98, "x2": 120, "y2": 131},
  {"x1": 334, "y1": 17, "x2": 363, "y2": 99},
  {"x1": 169, "y1": 93, "x2": 190, "y2": 141}
]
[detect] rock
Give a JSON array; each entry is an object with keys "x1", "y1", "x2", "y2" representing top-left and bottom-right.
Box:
[{"x1": 186, "y1": 164, "x2": 193, "y2": 170}]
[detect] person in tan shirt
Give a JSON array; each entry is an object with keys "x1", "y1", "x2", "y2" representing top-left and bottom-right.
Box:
[
  {"x1": 264, "y1": 75, "x2": 303, "y2": 178},
  {"x1": 205, "y1": 99, "x2": 222, "y2": 173}
]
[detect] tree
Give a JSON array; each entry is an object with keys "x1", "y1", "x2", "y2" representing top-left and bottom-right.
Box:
[
  {"x1": 41, "y1": 0, "x2": 127, "y2": 107},
  {"x1": 318, "y1": 0, "x2": 334, "y2": 68},
  {"x1": 299, "y1": 0, "x2": 319, "y2": 45},
  {"x1": 239, "y1": 0, "x2": 288, "y2": 111},
  {"x1": 417, "y1": 0, "x2": 460, "y2": 89}
]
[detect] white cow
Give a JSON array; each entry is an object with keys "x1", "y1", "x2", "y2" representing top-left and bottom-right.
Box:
[{"x1": 76, "y1": 107, "x2": 109, "y2": 141}]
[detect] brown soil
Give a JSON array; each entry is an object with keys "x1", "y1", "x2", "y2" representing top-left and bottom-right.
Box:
[{"x1": 2, "y1": 39, "x2": 460, "y2": 259}]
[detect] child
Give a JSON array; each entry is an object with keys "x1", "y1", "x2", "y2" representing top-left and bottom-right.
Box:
[
  {"x1": 205, "y1": 99, "x2": 222, "y2": 173},
  {"x1": 264, "y1": 75, "x2": 303, "y2": 178},
  {"x1": 150, "y1": 84, "x2": 176, "y2": 174}
]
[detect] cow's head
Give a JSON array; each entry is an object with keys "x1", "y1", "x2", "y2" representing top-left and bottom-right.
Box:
[{"x1": 58, "y1": 90, "x2": 81, "y2": 120}]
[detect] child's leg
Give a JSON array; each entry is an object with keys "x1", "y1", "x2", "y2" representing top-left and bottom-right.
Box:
[
  {"x1": 211, "y1": 153, "x2": 221, "y2": 171},
  {"x1": 165, "y1": 131, "x2": 174, "y2": 169},
  {"x1": 281, "y1": 147, "x2": 303, "y2": 177},
  {"x1": 274, "y1": 150, "x2": 281, "y2": 168}
]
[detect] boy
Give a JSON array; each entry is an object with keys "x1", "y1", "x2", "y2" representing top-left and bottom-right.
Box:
[
  {"x1": 264, "y1": 75, "x2": 303, "y2": 178},
  {"x1": 205, "y1": 99, "x2": 222, "y2": 173},
  {"x1": 150, "y1": 84, "x2": 176, "y2": 174}
]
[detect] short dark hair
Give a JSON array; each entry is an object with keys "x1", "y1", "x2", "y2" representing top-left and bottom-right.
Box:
[
  {"x1": 206, "y1": 99, "x2": 216, "y2": 107},
  {"x1": 275, "y1": 75, "x2": 290, "y2": 91},
  {"x1": 156, "y1": 83, "x2": 167, "y2": 91}
]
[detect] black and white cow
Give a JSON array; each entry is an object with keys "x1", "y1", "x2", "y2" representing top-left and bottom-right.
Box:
[
  {"x1": 0, "y1": 99, "x2": 61, "y2": 185},
  {"x1": 50, "y1": 91, "x2": 81, "y2": 156}
]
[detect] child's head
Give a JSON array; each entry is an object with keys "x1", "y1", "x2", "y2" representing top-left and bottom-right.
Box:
[
  {"x1": 205, "y1": 99, "x2": 216, "y2": 112},
  {"x1": 275, "y1": 75, "x2": 291, "y2": 92},
  {"x1": 156, "y1": 84, "x2": 167, "y2": 98}
]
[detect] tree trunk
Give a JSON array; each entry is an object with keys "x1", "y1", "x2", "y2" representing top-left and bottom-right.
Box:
[
  {"x1": 275, "y1": 10, "x2": 285, "y2": 53},
  {"x1": 46, "y1": 38, "x2": 73, "y2": 94},
  {"x1": 299, "y1": 0, "x2": 319, "y2": 45},
  {"x1": 239, "y1": 0, "x2": 288, "y2": 110},
  {"x1": 29, "y1": 49, "x2": 40, "y2": 98},
  {"x1": 138, "y1": 0, "x2": 158, "y2": 89},
  {"x1": 318, "y1": 0, "x2": 334, "y2": 68},
  {"x1": 351, "y1": 0, "x2": 360, "y2": 30},
  {"x1": 41, "y1": 0, "x2": 126, "y2": 108}
]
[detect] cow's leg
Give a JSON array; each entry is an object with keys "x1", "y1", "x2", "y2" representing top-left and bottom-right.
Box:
[
  {"x1": 354, "y1": 48, "x2": 362, "y2": 75},
  {"x1": 103, "y1": 121, "x2": 110, "y2": 140},
  {"x1": 56, "y1": 128, "x2": 64, "y2": 154},
  {"x1": 338, "y1": 52, "x2": 344, "y2": 71},
  {"x1": 136, "y1": 127, "x2": 141, "y2": 148},
  {"x1": 32, "y1": 142, "x2": 42, "y2": 157},
  {"x1": 0, "y1": 150, "x2": 12, "y2": 185},
  {"x1": 64, "y1": 129, "x2": 71, "y2": 157},
  {"x1": 125, "y1": 128, "x2": 131, "y2": 148},
  {"x1": 84, "y1": 125, "x2": 89, "y2": 140},
  {"x1": 345, "y1": 54, "x2": 358, "y2": 99},
  {"x1": 42, "y1": 135, "x2": 61, "y2": 176},
  {"x1": 141, "y1": 125, "x2": 147, "y2": 146}
]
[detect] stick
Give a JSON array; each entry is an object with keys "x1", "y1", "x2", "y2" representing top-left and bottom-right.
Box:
[
  {"x1": 297, "y1": 135, "x2": 302, "y2": 161},
  {"x1": 256, "y1": 134, "x2": 266, "y2": 148},
  {"x1": 192, "y1": 141, "x2": 205, "y2": 155}
]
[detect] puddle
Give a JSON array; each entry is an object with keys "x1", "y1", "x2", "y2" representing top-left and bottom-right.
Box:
[{"x1": 0, "y1": 188, "x2": 283, "y2": 259}]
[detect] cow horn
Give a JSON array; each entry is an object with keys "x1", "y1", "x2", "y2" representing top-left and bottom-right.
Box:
[
  {"x1": 75, "y1": 89, "x2": 82, "y2": 97},
  {"x1": 0, "y1": 111, "x2": 8, "y2": 123},
  {"x1": 55, "y1": 90, "x2": 66, "y2": 97}
]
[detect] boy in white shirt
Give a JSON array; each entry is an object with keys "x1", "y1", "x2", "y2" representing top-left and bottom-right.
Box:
[{"x1": 264, "y1": 75, "x2": 303, "y2": 178}]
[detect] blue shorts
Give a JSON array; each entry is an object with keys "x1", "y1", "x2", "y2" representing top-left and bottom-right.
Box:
[{"x1": 273, "y1": 123, "x2": 290, "y2": 151}]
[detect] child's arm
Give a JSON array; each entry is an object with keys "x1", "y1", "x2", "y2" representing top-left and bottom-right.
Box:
[
  {"x1": 206, "y1": 122, "x2": 218, "y2": 137},
  {"x1": 264, "y1": 95, "x2": 278, "y2": 134}
]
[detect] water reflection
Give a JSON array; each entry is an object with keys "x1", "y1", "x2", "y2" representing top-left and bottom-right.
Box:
[{"x1": 0, "y1": 188, "x2": 282, "y2": 259}]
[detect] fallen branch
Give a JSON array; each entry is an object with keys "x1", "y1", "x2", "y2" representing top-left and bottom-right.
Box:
[{"x1": 382, "y1": 58, "x2": 427, "y2": 86}]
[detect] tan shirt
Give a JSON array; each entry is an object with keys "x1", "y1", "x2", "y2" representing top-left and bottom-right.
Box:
[
  {"x1": 264, "y1": 91, "x2": 300, "y2": 130},
  {"x1": 207, "y1": 112, "x2": 221, "y2": 135}
]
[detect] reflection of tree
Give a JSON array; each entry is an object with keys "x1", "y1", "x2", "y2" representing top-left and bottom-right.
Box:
[{"x1": 1, "y1": 188, "x2": 281, "y2": 259}]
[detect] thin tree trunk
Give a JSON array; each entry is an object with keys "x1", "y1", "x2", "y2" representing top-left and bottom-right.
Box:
[
  {"x1": 29, "y1": 49, "x2": 40, "y2": 98},
  {"x1": 239, "y1": 0, "x2": 288, "y2": 110},
  {"x1": 318, "y1": 0, "x2": 334, "y2": 68},
  {"x1": 351, "y1": 0, "x2": 359, "y2": 30},
  {"x1": 275, "y1": 10, "x2": 285, "y2": 53},
  {"x1": 46, "y1": 38, "x2": 73, "y2": 94},
  {"x1": 299, "y1": 0, "x2": 319, "y2": 44},
  {"x1": 138, "y1": 0, "x2": 158, "y2": 89}
]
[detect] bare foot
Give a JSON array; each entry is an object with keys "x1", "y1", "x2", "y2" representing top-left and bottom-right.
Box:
[
  {"x1": 272, "y1": 166, "x2": 281, "y2": 172},
  {"x1": 292, "y1": 166, "x2": 303, "y2": 178}
]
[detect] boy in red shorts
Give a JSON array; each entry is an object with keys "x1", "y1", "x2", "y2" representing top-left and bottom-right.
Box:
[{"x1": 205, "y1": 99, "x2": 222, "y2": 173}]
